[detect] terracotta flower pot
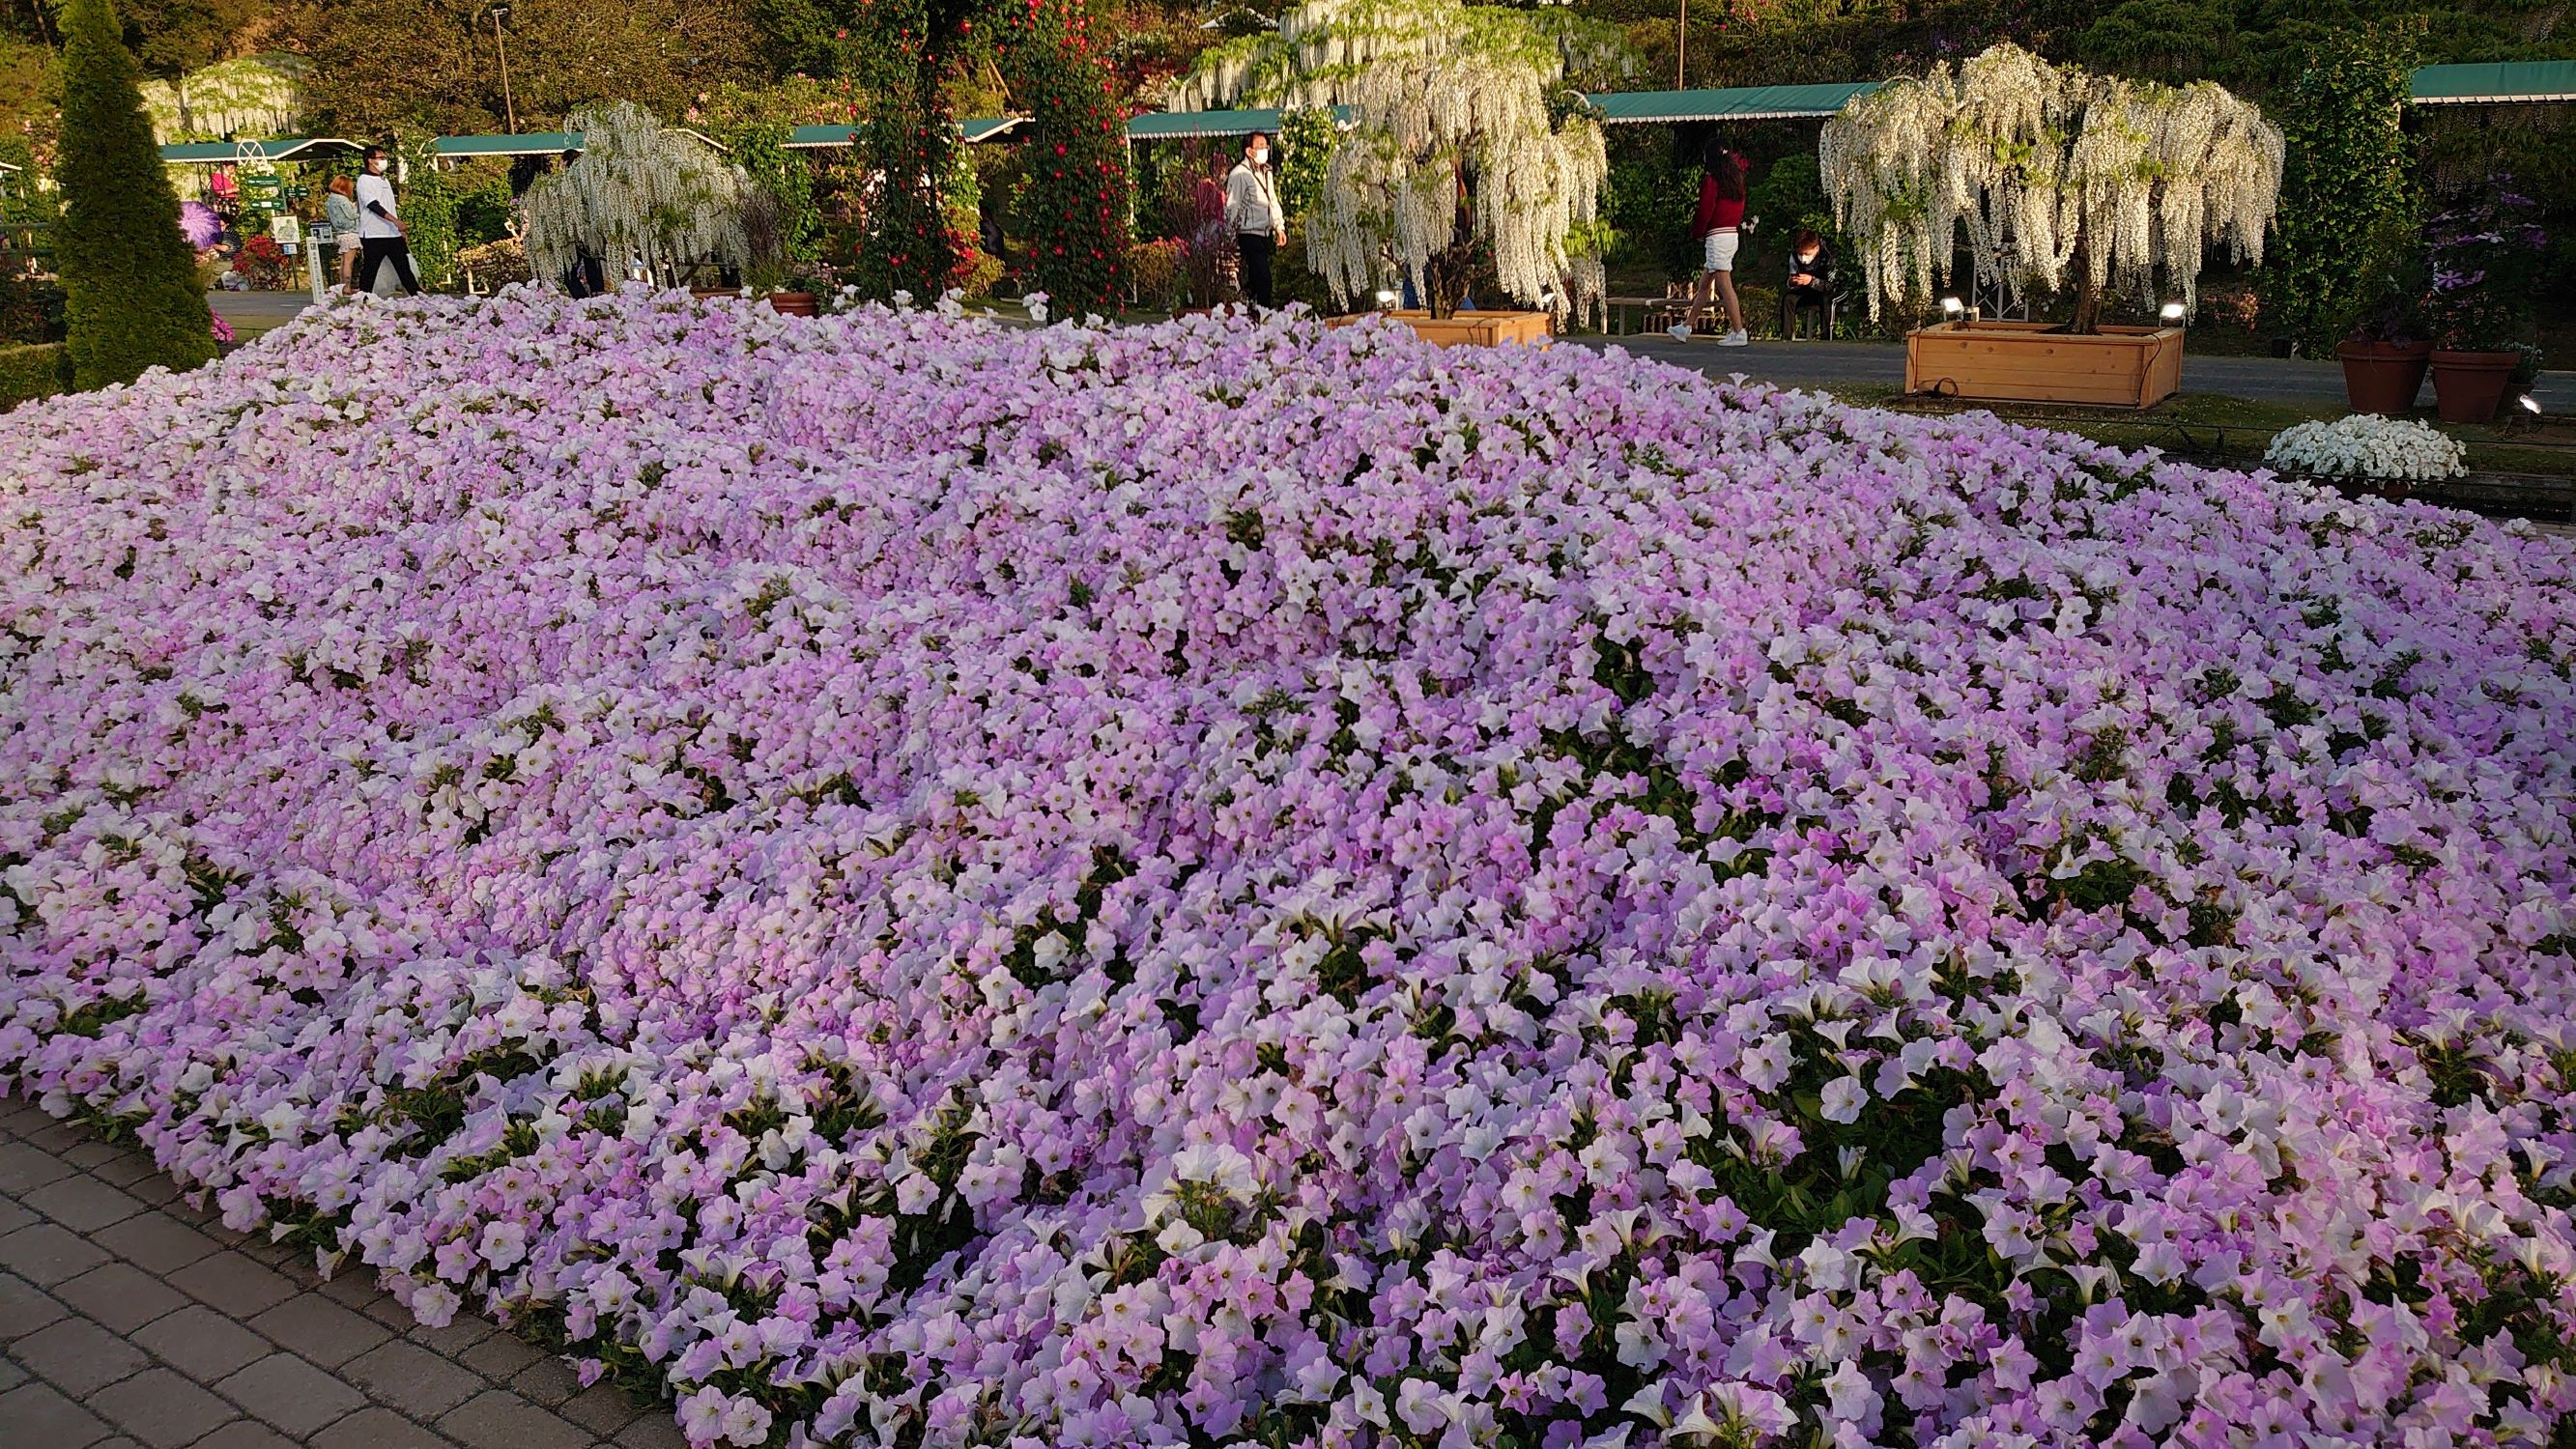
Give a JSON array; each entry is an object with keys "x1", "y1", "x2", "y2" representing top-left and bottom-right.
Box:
[
  {"x1": 765, "y1": 292, "x2": 816, "y2": 316},
  {"x1": 2427, "y1": 349, "x2": 2519, "y2": 424},
  {"x1": 2334, "y1": 338, "x2": 2430, "y2": 417},
  {"x1": 689, "y1": 287, "x2": 739, "y2": 302}
]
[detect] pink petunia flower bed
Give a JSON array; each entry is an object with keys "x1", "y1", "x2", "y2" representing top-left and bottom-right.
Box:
[{"x1": 4, "y1": 289, "x2": 2574, "y2": 1448}]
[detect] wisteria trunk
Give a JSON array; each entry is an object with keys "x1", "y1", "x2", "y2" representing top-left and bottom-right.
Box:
[{"x1": 2065, "y1": 232, "x2": 2104, "y2": 336}]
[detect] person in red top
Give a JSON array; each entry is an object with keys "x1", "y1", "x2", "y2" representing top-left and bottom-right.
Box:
[{"x1": 1691, "y1": 143, "x2": 1751, "y2": 346}]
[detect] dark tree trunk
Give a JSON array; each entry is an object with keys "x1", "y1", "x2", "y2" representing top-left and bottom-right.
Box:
[{"x1": 2065, "y1": 231, "x2": 2104, "y2": 335}]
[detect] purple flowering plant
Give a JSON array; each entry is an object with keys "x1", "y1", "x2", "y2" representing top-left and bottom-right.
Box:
[
  {"x1": 2, "y1": 287, "x2": 2574, "y2": 1449},
  {"x1": 2423, "y1": 180, "x2": 2546, "y2": 355}
]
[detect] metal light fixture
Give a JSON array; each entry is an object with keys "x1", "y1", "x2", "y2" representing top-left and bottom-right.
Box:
[
  {"x1": 1940, "y1": 297, "x2": 1964, "y2": 319},
  {"x1": 2523, "y1": 394, "x2": 2544, "y2": 415},
  {"x1": 491, "y1": 6, "x2": 518, "y2": 135},
  {"x1": 1373, "y1": 289, "x2": 1397, "y2": 308},
  {"x1": 2161, "y1": 300, "x2": 2187, "y2": 324}
]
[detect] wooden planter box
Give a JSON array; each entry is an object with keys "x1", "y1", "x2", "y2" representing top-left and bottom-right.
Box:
[
  {"x1": 1904, "y1": 320, "x2": 2184, "y2": 408},
  {"x1": 1328, "y1": 309, "x2": 1554, "y2": 348}
]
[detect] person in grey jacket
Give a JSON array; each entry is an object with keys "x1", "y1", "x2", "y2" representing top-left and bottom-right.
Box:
[{"x1": 1225, "y1": 131, "x2": 1286, "y2": 309}]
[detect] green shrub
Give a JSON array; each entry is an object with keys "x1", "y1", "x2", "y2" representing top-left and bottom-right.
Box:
[
  {"x1": 1603, "y1": 156, "x2": 1697, "y2": 281},
  {"x1": 54, "y1": 0, "x2": 215, "y2": 390},
  {"x1": 0, "y1": 271, "x2": 68, "y2": 344},
  {"x1": 2265, "y1": 23, "x2": 2420, "y2": 355},
  {"x1": 0, "y1": 342, "x2": 71, "y2": 411},
  {"x1": 452, "y1": 168, "x2": 518, "y2": 248},
  {"x1": 397, "y1": 137, "x2": 462, "y2": 290}
]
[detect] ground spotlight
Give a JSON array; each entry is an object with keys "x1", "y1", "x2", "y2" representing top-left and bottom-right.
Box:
[
  {"x1": 1940, "y1": 297, "x2": 1964, "y2": 318},
  {"x1": 2161, "y1": 300, "x2": 2187, "y2": 324}
]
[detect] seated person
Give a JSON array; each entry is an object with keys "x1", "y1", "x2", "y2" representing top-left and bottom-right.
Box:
[{"x1": 1781, "y1": 230, "x2": 1836, "y2": 339}]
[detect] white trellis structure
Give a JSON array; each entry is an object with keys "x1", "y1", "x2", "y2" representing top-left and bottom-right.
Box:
[{"x1": 1819, "y1": 43, "x2": 2283, "y2": 324}]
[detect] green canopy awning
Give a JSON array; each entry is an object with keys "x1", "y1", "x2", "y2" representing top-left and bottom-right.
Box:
[
  {"x1": 1128, "y1": 107, "x2": 1352, "y2": 139},
  {"x1": 2409, "y1": 60, "x2": 2576, "y2": 103},
  {"x1": 783, "y1": 117, "x2": 1021, "y2": 147},
  {"x1": 1584, "y1": 82, "x2": 1882, "y2": 124},
  {"x1": 431, "y1": 131, "x2": 582, "y2": 158}
]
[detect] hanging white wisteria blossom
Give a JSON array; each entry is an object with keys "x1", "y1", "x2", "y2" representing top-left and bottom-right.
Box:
[
  {"x1": 1166, "y1": 0, "x2": 1627, "y2": 114},
  {"x1": 523, "y1": 102, "x2": 754, "y2": 289},
  {"x1": 1179, "y1": 0, "x2": 1612, "y2": 321},
  {"x1": 1819, "y1": 43, "x2": 2281, "y2": 327},
  {"x1": 141, "y1": 55, "x2": 307, "y2": 145}
]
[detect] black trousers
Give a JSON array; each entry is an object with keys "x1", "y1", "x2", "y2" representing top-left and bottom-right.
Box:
[
  {"x1": 1781, "y1": 283, "x2": 1830, "y2": 337},
  {"x1": 1237, "y1": 232, "x2": 1275, "y2": 309},
  {"x1": 358, "y1": 236, "x2": 420, "y2": 296}
]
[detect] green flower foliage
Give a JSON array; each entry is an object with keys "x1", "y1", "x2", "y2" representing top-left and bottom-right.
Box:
[
  {"x1": 55, "y1": 0, "x2": 214, "y2": 391},
  {"x1": 2264, "y1": 23, "x2": 2419, "y2": 355},
  {"x1": 1274, "y1": 105, "x2": 1337, "y2": 229},
  {"x1": 718, "y1": 118, "x2": 822, "y2": 267},
  {"x1": 997, "y1": 0, "x2": 1131, "y2": 314},
  {"x1": 395, "y1": 135, "x2": 461, "y2": 290}
]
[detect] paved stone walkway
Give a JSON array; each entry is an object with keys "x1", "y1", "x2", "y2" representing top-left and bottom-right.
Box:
[{"x1": 0, "y1": 1094, "x2": 685, "y2": 1449}]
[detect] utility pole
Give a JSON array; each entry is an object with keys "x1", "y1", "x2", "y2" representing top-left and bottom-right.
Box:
[
  {"x1": 1675, "y1": 0, "x2": 1686, "y2": 91},
  {"x1": 491, "y1": 6, "x2": 518, "y2": 134}
]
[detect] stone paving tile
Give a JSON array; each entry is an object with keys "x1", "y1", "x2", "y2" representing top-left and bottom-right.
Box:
[
  {"x1": 0, "y1": 1270, "x2": 71, "y2": 1340},
  {"x1": 512, "y1": 1355, "x2": 584, "y2": 1407},
  {"x1": 615, "y1": 1411, "x2": 691, "y2": 1449},
  {"x1": 14, "y1": 1313, "x2": 152, "y2": 1396},
  {"x1": 438, "y1": 1388, "x2": 593, "y2": 1449},
  {"x1": 343, "y1": 1339, "x2": 489, "y2": 1420},
  {"x1": 130, "y1": 1304, "x2": 272, "y2": 1381},
  {"x1": 190, "y1": 1423, "x2": 301, "y2": 1449},
  {"x1": 0, "y1": 1099, "x2": 683, "y2": 1449},
  {"x1": 215, "y1": 1351, "x2": 370, "y2": 1436},
  {"x1": 167, "y1": 1251, "x2": 300, "y2": 1318},
  {"x1": 406, "y1": 1314, "x2": 495, "y2": 1355},
  {"x1": 458, "y1": 1329, "x2": 541, "y2": 1379},
  {"x1": 0, "y1": 1378, "x2": 114, "y2": 1447},
  {"x1": 87, "y1": 1366, "x2": 242, "y2": 1448},
  {"x1": 310, "y1": 1406, "x2": 456, "y2": 1448},
  {"x1": 19, "y1": 1175, "x2": 148, "y2": 1233},
  {"x1": 0, "y1": 1221, "x2": 113, "y2": 1285},
  {"x1": 0, "y1": 1139, "x2": 78, "y2": 1193},
  {"x1": 54, "y1": 1261, "x2": 191, "y2": 1333},
  {"x1": 559, "y1": 1381, "x2": 646, "y2": 1436},
  {"x1": 62, "y1": 1140, "x2": 127, "y2": 1171},
  {"x1": 88, "y1": 1214, "x2": 221, "y2": 1275},
  {"x1": 246, "y1": 1292, "x2": 392, "y2": 1369}
]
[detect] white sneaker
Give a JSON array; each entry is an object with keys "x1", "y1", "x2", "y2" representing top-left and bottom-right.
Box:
[
  {"x1": 1717, "y1": 329, "x2": 1750, "y2": 347},
  {"x1": 1668, "y1": 324, "x2": 1692, "y2": 340}
]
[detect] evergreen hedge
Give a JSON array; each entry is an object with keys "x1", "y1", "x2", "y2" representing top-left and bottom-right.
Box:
[
  {"x1": 0, "y1": 342, "x2": 71, "y2": 411},
  {"x1": 56, "y1": 0, "x2": 215, "y2": 390}
]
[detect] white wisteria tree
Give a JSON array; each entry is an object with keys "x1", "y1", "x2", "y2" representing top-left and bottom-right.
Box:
[
  {"x1": 1172, "y1": 0, "x2": 1623, "y2": 322},
  {"x1": 1820, "y1": 43, "x2": 2283, "y2": 330},
  {"x1": 523, "y1": 101, "x2": 753, "y2": 291}
]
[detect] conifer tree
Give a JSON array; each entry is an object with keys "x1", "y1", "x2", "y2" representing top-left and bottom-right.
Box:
[{"x1": 57, "y1": 0, "x2": 216, "y2": 390}]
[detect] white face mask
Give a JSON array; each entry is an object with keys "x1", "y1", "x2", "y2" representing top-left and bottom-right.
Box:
[
  {"x1": 368, "y1": 159, "x2": 386, "y2": 174},
  {"x1": 1249, "y1": 147, "x2": 1269, "y2": 164}
]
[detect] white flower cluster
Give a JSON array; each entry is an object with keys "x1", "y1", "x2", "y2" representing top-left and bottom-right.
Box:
[
  {"x1": 2265, "y1": 415, "x2": 2468, "y2": 483},
  {"x1": 523, "y1": 101, "x2": 753, "y2": 287}
]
